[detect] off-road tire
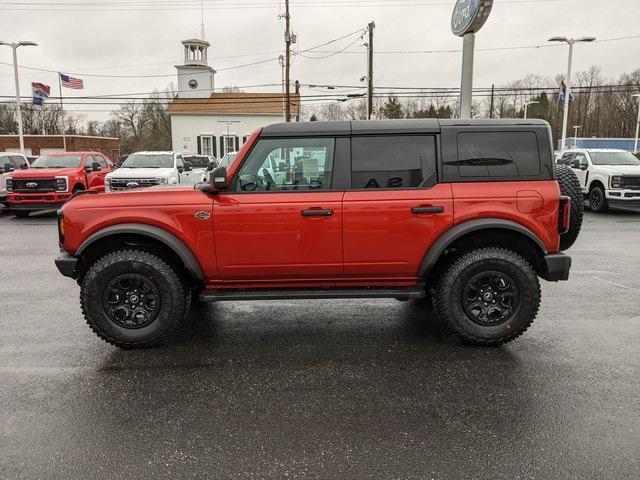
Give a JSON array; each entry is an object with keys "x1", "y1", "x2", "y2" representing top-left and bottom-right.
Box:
[
  {"x1": 80, "y1": 249, "x2": 186, "y2": 348},
  {"x1": 434, "y1": 247, "x2": 541, "y2": 347},
  {"x1": 556, "y1": 164, "x2": 583, "y2": 251},
  {"x1": 12, "y1": 210, "x2": 30, "y2": 218},
  {"x1": 589, "y1": 185, "x2": 609, "y2": 213}
]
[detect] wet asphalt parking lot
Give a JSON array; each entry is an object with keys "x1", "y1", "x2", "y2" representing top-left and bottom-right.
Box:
[{"x1": 1, "y1": 208, "x2": 639, "y2": 480}]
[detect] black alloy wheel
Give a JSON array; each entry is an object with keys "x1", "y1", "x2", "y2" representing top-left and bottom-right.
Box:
[
  {"x1": 462, "y1": 271, "x2": 519, "y2": 326},
  {"x1": 102, "y1": 273, "x2": 161, "y2": 329}
]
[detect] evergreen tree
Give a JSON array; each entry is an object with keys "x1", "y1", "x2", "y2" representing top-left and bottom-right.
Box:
[{"x1": 380, "y1": 96, "x2": 403, "y2": 119}]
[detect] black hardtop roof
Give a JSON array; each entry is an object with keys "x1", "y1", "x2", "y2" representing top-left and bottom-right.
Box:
[{"x1": 261, "y1": 118, "x2": 550, "y2": 137}]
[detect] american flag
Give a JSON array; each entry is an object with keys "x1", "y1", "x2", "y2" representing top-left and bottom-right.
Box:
[{"x1": 59, "y1": 73, "x2": 83, "y2": 89}]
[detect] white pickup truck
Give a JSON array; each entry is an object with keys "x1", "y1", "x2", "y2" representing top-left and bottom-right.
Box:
[
  {"x1": 0, "y1": 152, "x2": 29, "y2": 206},
  {"x1": 558, "y1": 148, "x2": 640, "y2": 212},
  {"x1": 105, "y1": 151, "x2": 198, "y2": 192}
]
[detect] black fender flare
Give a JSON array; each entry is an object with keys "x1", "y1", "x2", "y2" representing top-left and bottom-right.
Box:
[
  {"x1": 76, "y1": 223, "x2": 205, "y2": 281},
  {"x1": 418, "y1": 218, "x2": 548, "y2": 277}
]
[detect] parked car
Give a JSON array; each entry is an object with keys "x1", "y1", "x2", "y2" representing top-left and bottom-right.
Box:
[
  {"x1": 5, "y1": 151, "x2": 112, "y2": 218},
  {"x1": 0, "y1": 152, "x2": 29, "y2": 207},
  {"x1": 558, "y1": 148, "x2": 640, "y2": 211},
  {"x1": 55, "y1": 119, "x2": 582, "y2": 349},
  {"x1": 183, "y1": 154, "x2": 217, "y2": 183},
  {"x1": 105, "y1": 151, "x2": 195, "y2": 192}
]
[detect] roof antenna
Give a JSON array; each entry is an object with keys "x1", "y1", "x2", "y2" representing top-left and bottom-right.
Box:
[{"x1": 200, "y1": 0, "x2": 205, "y2": 39}]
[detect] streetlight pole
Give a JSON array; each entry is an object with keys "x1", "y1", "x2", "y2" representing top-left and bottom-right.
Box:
[
  {"x1": 524, "y1": 101, "x2": 539, "y2": 119},
  {"x1": 548, "y1": 36, "x2": 595, "y2": 152},
  {"x1": 632, "y1": 94, "x2": 640, "y2": 154},
  {"x1": 0, "y1": 40, "x2": 38, "y2": 155},
  {"x1": 572, "y1": 125, "x2": 582, "y2": 148}
]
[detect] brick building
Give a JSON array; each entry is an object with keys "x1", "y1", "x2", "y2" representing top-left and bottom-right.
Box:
[{"x1": 0, "y1": 135, "x2": 120, "y2": 160}]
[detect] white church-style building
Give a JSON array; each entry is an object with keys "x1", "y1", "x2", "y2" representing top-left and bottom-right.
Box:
[{"x1": 168, "y1": 38, "x2": 299, "y2": 158}]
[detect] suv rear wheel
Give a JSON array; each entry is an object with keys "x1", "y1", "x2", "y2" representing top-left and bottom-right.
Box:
[
  {"x1": 80, "y1": 249, "x2": 187, "y2": 348},
  {"x1": 434, "y1": 247, "x2": 541, "y2": 347}
]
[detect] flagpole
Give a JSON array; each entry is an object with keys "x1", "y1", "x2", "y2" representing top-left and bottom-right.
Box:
[{"x1": 58, "y1": 73, "x2": 66, "y2": 151}]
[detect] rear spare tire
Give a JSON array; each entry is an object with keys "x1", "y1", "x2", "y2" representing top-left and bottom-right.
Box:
[
  {"x1": 556, "y1": 165, "x2": 583, "y2": 251},
  {"x1": 80, "y1": 249, "x2": 186, "y2": 348}
]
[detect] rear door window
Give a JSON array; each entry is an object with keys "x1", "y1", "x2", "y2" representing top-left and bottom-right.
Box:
[
  {"x1": 455, "y1": 131, "x2": 541, "y2": 178},
  {"x1": 351, "y1": 135, "x2": 437, "y2": 189}
]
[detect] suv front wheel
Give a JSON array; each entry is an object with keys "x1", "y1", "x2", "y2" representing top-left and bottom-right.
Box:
[
  {"x1": 80, "y1": 249, "x2": 187, "y2": 348},
  {"x1": 434, "y1": 247, "x2": 541, "y2": 347}
]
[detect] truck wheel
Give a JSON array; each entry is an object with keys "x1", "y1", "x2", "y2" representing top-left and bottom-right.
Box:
[
  {"x1": 556, "y1": 165, "x2": 583, "y2": 251},
  {"x1": 13, "y1": 210, "x2": 30, "y2": 218},
  {"x1": 80, "y1": 249, "x2": 186, "y2": 348},
  {"x1": 434, "y1": 247, "x2": 540, "y2": 347},
  {"x1": 589, "y1": 185, "x2": 609, "y2": 212}
]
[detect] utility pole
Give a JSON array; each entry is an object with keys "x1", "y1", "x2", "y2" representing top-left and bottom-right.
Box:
[
  {"x1": 367, "y1": 21, "x2": 375, "y2": 119},
  {"x1": 284, "y1": 0, "x2": 291, "y2": 122},
  {"x1": 295, "y1": 80, "x2": 300, "y2": 122},
  {"x1": 489, "y1": 84, "x2": 495, "y2": 118}
]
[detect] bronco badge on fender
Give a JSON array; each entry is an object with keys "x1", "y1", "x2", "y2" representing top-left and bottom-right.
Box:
[{"x1": 195, "y1": 211, "x2": 210, "y2": 220}]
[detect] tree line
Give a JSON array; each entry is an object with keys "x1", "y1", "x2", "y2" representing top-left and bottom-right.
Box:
[{"x1": 0, "y1": 66, "x2": 638, "y2": 151}]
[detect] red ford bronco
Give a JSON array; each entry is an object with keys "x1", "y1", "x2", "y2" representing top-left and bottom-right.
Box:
[
  {"x1": 6, "y1": 151, "x2": 112, "y2": 217},
  {"x1": 54, "y1": 119, "x2": 583, "y2": 348}
]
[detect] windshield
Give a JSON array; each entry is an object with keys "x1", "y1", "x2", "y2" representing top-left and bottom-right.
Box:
[
  {"x1": 590, "y1": 151, "x2": 640, "y2": 166},
  {"x1": 184, "y1": 155, "x2": 211, "y2": 168},
  {"x1": 122, "y1": 153, "x2": 174, "y2": 169},
  {"x1": 31, "y1": 155, "x2": 82, "y2": 169},
  {"x1": 219, "y1": 152, "x2": 237, "y2": 168}
]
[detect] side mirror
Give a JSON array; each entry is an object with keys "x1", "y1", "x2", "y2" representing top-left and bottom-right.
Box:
[
  {"x1": 92, "y1": 161, "x2": 102, "y2": 172},
  {"x1": 210, "y1": 166, "x2": 228, "y2": 191},
  {"x1": 207, "y1": 162, "x2": 214, "y2": 171},
  {"x1": 184, "y1": 161, "x2": 192, "y2": 172},
  {"x1": 3, "y1": 162, "x2": 15, "y2": 174},
  {"x1": 20, "y1": 163, "x2": 28, "y2": 170}
]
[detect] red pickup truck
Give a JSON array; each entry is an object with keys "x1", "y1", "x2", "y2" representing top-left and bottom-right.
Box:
[
  {"x1": 54, "y1": 119, "x2": 583, "y2": 349},
  {"x1": 6, "y1": 151, "x2": 112, "y2": 217}
]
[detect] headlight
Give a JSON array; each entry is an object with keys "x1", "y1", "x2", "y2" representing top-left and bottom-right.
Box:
[
  {"x1": 6, "y1": 178, "x2": 12, "y2": 192},
  {"x1": 54, "y1": 176, "x2": 68, "y2": 192},
  {"x1": 159, "y1": 177, "x2": 168, "y2": 184},
  {"x1": 611, "y1": 175, "x2": 624, "y2": 189}
]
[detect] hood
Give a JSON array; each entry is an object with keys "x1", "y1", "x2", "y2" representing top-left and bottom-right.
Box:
[
  {"x1": 9, "y1": 167, "x2": 78, "y2": 178},
  {"x1": 107, "y1": 167, "x2": 175, "y2": 178},
  {"x1": 596, "y1": 165, "x2": 640, "y2": 175}
]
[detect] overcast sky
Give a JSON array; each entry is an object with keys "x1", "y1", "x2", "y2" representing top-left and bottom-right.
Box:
[{"x1": 1, "y1": 0, "x2": 639, "y2": 122}]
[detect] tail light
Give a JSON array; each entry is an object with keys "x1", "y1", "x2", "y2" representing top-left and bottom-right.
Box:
[{"x1": 559, "y1": 195, "x2": 571, "y2": 234}]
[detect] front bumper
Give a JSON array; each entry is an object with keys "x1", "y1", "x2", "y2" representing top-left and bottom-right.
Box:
[
  {"x1": 55, "y1": 251, "x2": 79, "y2": 278},
  {"x1": 606, "y1": 189, "x2": 640, "y2": 201},
  {"x1": 542, "y1": 253, "x2": 572, "y2": 282},
  {"x1": 7, "y1": 192, "x2": 71, "y2": 210}
]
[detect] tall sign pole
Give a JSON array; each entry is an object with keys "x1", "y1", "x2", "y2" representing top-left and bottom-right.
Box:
[{"x1": 451, "y1": 0, "x2": 493, "y2": 119}]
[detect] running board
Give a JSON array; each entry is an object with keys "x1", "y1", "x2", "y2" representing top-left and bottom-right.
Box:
[{"x1": 199, "y1": 286, "x2": 426, "y2": 302}]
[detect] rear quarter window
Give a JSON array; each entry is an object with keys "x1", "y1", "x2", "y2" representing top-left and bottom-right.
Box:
[{"x1": 440, "y1": 127, "x2": 553, "y2": 182}]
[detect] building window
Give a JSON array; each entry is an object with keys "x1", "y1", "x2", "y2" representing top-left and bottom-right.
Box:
[
  {"x1": 222, "y1": 135, "x2": 237, "y2": 155},
  {"x1": 201, "y1": 136, "x2": 214, "y2": 156}
]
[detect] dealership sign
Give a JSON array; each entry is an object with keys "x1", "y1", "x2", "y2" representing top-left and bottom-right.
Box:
[{"x1": 451, "y1": 0, "x2": 494, "y2": 37}]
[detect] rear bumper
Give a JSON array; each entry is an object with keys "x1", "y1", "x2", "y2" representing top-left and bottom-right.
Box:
[
  {"x1": 55, "y1": 251, "x2": 79, "y2": 278},
  {"x1": 542, "y1": 253, "x2": 572, "y2": 282}
]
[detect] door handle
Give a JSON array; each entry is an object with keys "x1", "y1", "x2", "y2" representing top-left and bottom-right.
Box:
[
  {"x1": 412, "y1": 206, "x2": 444, "y2": 214},
  {"x1": 301, "y1": 209, "x2": 333, "y2": 217}
]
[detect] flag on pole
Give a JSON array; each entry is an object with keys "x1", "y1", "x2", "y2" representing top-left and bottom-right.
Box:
[
  {"x1": 558, "y1": 80, "x2": 574, "y2": 105},
  {"x1": 31, "y1": 82, "x2": 51, "y2": 106},
  {"x1": 59, "y1": 73, "x2": 84, "y2": 89}
]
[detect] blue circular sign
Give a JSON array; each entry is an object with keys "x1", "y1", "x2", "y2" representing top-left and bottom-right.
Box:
[{"x1": 451, "y1": 0, "x2": 493, "y2": 37}]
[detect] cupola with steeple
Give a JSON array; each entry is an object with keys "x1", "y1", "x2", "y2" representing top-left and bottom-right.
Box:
[{"x1": 175, "y1": 38, "x2": 215, "y2": 98}]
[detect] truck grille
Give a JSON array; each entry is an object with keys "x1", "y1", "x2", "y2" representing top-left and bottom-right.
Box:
[
  {"x1": 621, "y1": 176, "x2": 640, "y2": 190},
  {"x1": 12, "y1": 178, "x2": 58, "y2": 192},
  {"x1": 109, "y1": 178, "x2": 160, "y2": 191}
]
